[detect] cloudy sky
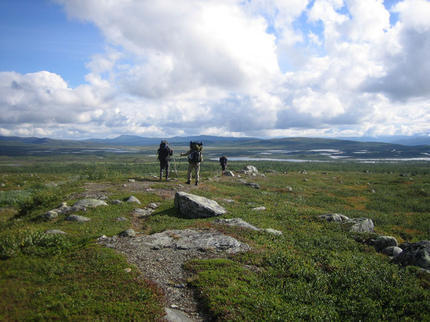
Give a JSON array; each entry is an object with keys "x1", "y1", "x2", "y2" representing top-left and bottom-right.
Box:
[{"x1": 1, "y1": 0, "x2": 429, "y2": 139}]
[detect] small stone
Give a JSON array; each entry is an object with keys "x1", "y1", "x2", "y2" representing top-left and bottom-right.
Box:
[
  {"x1": 127, "y1": 196, "x2": 141, "y2": 204},
  {"x1": 73, "y1": 199, "x2": 108, "y2": 208},
  {"x1": 245, "y1": 182, "x2": 260, "y2": 189},
  {"x1": 122, "y1": 184, "x2": 127, "y2": 187},
  {"x1": 119, "y1": 229, "x2": 136, "y2": 237},
  {"x1": 252, "y1": 206, "x2": 266, "y2": 211},
  {"x1": 66, "y1": 215, "x2": 91, "y2": 222},
  {"x1": 223, "y1": 171, "x2": 235, "y2": 177},
  {"x1": 45, "y1": 229, "x2": 66, "y2": 235},
  {"x1": 319, "y1": 213, "x2": 350, "y2": 222},
  {"x1": 223, "y1": 199, "x2": 235, "y2": 203},
  {"x1": 112, "y1": 199, "x2": 122, "y2": 205},
  {"x1": 148, "y1": 203, "x2": 159, "y2": 209},
  {"x1": 214, "y1": 218, "x2": 260, "y2": 231},
  {"x1": 98, "y1": 235, "x2": 108, "y2": 240},
  {"x1": 286, "y1": 186, "x2": 293, "y2": 192},
  {"x1": 123, "y1": 268, "x2": 132, "y2": 273},
  {"x1": 116, "y1": 217, "x2": 128, "y2": 222},
  {"x1": 133, "y1": 208, "x2": 153, "y2": 217},
  {"x1": 263, "y1": 228, "x2": 283, "y2": 236},
  {"x1": 43, "y1": 210, "x2": 58, "y2": 220},
  {"x1": 128, "y1": 179, "x2": 135, "y2": 183}
]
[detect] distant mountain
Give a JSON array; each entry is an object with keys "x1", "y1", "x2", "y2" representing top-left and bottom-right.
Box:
[
  {"x1": 0, "y1": 134, "x2": 429, "y2": 158},
  {"x1": 84, "y1": 135, "x2": 255, "y2": 146}
]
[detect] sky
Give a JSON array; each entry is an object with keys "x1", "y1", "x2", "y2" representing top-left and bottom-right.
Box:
[{"x1": 0, "y1": 0, "x2": 429, "y2": 139}]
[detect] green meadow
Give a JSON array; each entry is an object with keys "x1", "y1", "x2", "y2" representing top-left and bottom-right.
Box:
[{"x1": 0, "y1": 154, "x2": 429, "y2": 320}]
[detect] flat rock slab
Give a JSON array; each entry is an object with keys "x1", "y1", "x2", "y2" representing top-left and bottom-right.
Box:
[
  {"x1": 174, "y1": 192, "x2": 226, "y2": 218},
  {"x1": 99, "y1": 228, "x2": 249, "y2": 321},
  {"x1": 214, "y1": 218, "x2": 260, "y2": 231},
  {"x1": 73, "y1": 199, "x2": 108, "y2": 208},
  {"x1": 214, "y1": 218, "x2": 283, "y2": 236}
]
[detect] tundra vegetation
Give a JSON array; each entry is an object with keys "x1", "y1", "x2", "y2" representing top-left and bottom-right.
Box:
[{"x1": 0, "y1": 153, "x2": 429, "y2": 320}]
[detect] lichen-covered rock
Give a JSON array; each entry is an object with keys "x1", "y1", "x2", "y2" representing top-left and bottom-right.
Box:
[
  {"x1": 393, "y1": 240, "x2": 430, "y2": 270},
  {"x1": 371, "y1": 236, "x2": 398, "y2": 252},
  {"x1": 73, "y1": 199, "x2": 108, "y2": 208},
  {"x1": 174, "y1": 192, "x2": 226, "y2": 218},
  {"x1": 141, "y1": 229, "x2": 249, "y2": 253},
  {"x1": 319, "y1": 213, "x2": 350, "y2": 222}
]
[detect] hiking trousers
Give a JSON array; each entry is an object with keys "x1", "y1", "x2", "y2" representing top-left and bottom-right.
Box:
[
  {"x1": 187, "y1": 162, "x2": 200, "y2": 183},
  {"x1": 160, "y1": 161, "x2": 170, "y2": 179}
]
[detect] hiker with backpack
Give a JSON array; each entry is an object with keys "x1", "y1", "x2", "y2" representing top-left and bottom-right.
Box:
[
  {"x1": 157, "y1": 140, "x2": 173, "y2": 181},
  {"x1": 219, "y1": 155, "x2": 228, "y2": 172},
  {"x1": 181, "y1": 141, "x2": 203, "y2": 185}
]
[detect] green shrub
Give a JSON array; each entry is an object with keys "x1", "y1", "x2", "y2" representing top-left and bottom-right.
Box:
[{"x1": 0, "y1": 231, "x2": 72, "y2": 259}]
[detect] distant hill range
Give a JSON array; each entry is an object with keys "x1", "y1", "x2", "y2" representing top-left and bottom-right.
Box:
[{"x1": 0, "y1": 134, "x2": 429, "y2": 158}]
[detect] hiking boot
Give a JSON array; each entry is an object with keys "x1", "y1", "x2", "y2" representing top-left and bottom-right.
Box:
[
  {"x1": 195, "y1": 181, "x2": 199, "y2": 186},
  {"x1": 186, "y1": 181, "x2": 191, "y2": 184}
]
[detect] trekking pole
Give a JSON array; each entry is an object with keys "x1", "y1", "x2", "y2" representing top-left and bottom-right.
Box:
[{"x1": 173, "y1": 156, "x2": 178, "y2": 177}]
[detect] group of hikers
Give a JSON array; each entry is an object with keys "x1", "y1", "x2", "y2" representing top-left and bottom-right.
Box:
[{"x1": 157, "y1": 140, "x2": 227, "y2": 185}]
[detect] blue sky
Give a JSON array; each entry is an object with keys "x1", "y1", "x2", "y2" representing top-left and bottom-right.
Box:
[
  {"x1": 0, "y1": 0, "x2": 429, "y2": 139},
  {"x1": 0, "y1": 0, "x2": 103, "y2": 87}
]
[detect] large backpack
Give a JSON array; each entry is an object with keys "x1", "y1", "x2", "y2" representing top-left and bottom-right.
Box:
[
  {"x1": 158, "y1": 141, "x2": 171, "y2": 161},
  {"x1": 188, "y1": 141, "x2": 202, "y2": 163}
]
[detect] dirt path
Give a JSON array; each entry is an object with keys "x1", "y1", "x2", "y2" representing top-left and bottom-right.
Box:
[{"x1": 79, "y1": 179, "x2": 236, "y2": 321}]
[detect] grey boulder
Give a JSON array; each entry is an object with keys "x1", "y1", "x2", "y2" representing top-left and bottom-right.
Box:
[
  {"x1": 382, "y1": 246, "x2": 403, "y2": 257},
  {"x1": 393, "y1": 240, "x2": 430, "y2": 270},
  {"x1": 347, "y1": 218, "x2": 374, "y2": 233},
  {"x1": 371, "y1": 236, "x2": 398, "y2": 252},
  {"x1": 174, "y1": 192, "x2": 226, "y2": 218}
]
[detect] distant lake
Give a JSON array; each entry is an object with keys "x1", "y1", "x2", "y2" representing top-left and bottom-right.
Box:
[{"x1": 210, "y1": 157, "x2": 430, "y2": 163}]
